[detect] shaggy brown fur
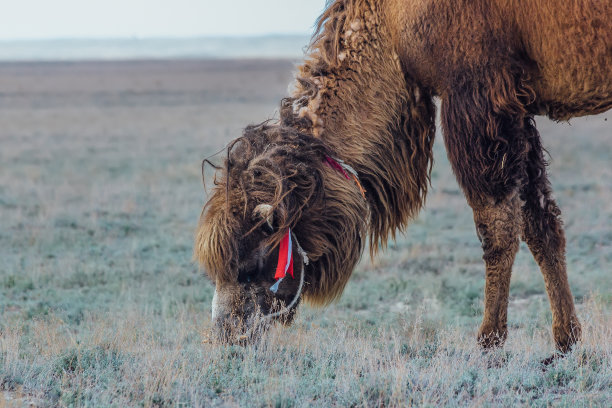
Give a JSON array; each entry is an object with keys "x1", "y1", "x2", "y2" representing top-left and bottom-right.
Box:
[
  {"x1": 284, "y1": 0, "x2": 436, "y2": 252},
  {"x1": 196, "y1": 0, "x2": 611, "y2": 351},
  {"x1": 196, "y1": 125, "x2": 368, "y2": 305}
]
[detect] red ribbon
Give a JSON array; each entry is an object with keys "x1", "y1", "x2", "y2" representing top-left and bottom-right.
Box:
[
  {"x1": 324, "y1": 156, "x2": 366, "y2": 198},
  {"x1": 325, "y1": 156, "x2": 351, "y2": 180},
  {"x1": 274, "y1": 228, "x2": 294, "y2": 280}
]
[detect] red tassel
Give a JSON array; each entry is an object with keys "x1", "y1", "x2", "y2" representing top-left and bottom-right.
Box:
[{"x1": 274, "y1": 229, "x2": 294, "y2": 280}]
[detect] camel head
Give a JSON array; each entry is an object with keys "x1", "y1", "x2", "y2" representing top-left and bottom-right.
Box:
[{"x1": 195, "y1": 123, "x2": 367, "y2": 343}]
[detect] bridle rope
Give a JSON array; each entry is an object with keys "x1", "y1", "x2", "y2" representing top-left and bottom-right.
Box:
[{"x1": 242, "y1": 233, "x2": 307, "y2": 339}]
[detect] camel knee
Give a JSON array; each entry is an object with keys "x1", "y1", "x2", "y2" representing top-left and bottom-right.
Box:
[
  {"x1": 472, "y1": 194, "x2": 522, "y2": 264},
  {"x1": 521, "y1": 188, "x2": 565, "y2": 246}
]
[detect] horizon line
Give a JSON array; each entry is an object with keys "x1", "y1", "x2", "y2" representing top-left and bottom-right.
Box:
[{"x1": 0, "y1": 33, "x2": 313, "y2": 43}]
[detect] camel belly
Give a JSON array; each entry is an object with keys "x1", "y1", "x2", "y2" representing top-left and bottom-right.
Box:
[{"x1": 515, "y1": 0, "x2": 612, "y2": 119}]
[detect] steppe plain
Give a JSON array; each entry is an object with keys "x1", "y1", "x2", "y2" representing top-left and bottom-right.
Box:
[{"x1": 0, "y1": 59, "x2": 610, "y2": 406}]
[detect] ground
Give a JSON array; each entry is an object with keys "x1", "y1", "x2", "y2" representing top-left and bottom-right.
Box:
[{"x1": 0, "y1": 60, "x2": 610, "y2": 407}]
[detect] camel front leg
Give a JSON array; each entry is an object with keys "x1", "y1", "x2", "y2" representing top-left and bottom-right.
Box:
[
  {"x1": 471, "y1": 193, "x2": 521, "y2": 348},
  {"x1": 441, "y1": 68, "x2": 532, "y2": 349}
]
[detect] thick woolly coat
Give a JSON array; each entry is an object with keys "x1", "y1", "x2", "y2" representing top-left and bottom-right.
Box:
[{"x1": 196, "y1": 0, "x2": 610, "y2": 349}]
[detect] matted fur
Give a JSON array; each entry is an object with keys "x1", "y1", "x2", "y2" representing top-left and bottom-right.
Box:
[
  {"x1": 283, "y1": 0, "x2": 436, "y2": 253},
  {"x1": 195, "y1": 125, "x2": 368, "y2": 304}
]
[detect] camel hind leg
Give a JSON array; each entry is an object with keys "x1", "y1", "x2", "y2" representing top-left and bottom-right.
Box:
[{"x1": 520, "y1": 119, "x2": 581, "y2": 353}]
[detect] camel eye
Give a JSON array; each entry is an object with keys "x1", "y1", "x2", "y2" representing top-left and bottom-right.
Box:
[
  {"x1": 262, "y1": 222, "x2": 274, "y2": 234},
  {"x1": 237, "y1": 269, "x2": 254, "y2": 284},
  {"x1": 257, "y1": 255, "x2": 265, "y2": 274}
]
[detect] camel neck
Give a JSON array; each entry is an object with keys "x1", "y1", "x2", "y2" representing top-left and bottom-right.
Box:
[
  {"x1": 278, "y1": 0, "x2": 436, "y2": 251},
  {"x1": 280, "y1": 0, "x2": 407, "y2": 166}
]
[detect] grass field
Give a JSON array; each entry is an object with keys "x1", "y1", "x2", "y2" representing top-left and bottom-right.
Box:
[{"x1": 0, "y1": 60, "x2": 610, "y2": 407}]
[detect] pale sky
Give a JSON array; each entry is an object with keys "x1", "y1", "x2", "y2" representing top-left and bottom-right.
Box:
[{"x1": 0, "y1": 0, "x2": 328, "y2": 40}]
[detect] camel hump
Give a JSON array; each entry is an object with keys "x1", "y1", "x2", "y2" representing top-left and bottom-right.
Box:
[{"x1": 393, "y1": 0, "x2": 612, "y2": 119}]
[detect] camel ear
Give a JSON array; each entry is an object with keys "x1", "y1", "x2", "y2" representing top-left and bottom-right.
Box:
[{"x1": 253, "y1": 204, "x2": 274, "y2": 228}]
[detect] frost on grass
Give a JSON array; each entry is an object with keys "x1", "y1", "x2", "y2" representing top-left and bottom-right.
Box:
[
  {"x1": 0, "y1": 299, "x2": 611, "y2": 407},
  {"x1": 1, "y1": 61, "x2": 611, "y2": 407}
]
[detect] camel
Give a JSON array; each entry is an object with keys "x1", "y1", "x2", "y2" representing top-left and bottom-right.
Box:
[{"x1": 195, "y1": 0, "x2": 611, "y2": 352}]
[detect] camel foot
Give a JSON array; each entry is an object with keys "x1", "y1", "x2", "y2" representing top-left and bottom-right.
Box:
[
  {"x1": 553, "y1": 318, "x2": 581, "y2": 353},
  {"x1": 540, "y1": 353, "x2": 563, "y2": 370},
  {"x1": 477, "y1": 326, "x2": 507, "y2": 350}
]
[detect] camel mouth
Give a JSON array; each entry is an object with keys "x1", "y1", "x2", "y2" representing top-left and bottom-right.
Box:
[
  {"x1": 211, "y1": 290, "x2": 302, "y2": 345},
  {"x1": 212, "y1": 313, "x2": 273, "y2": 345}
]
